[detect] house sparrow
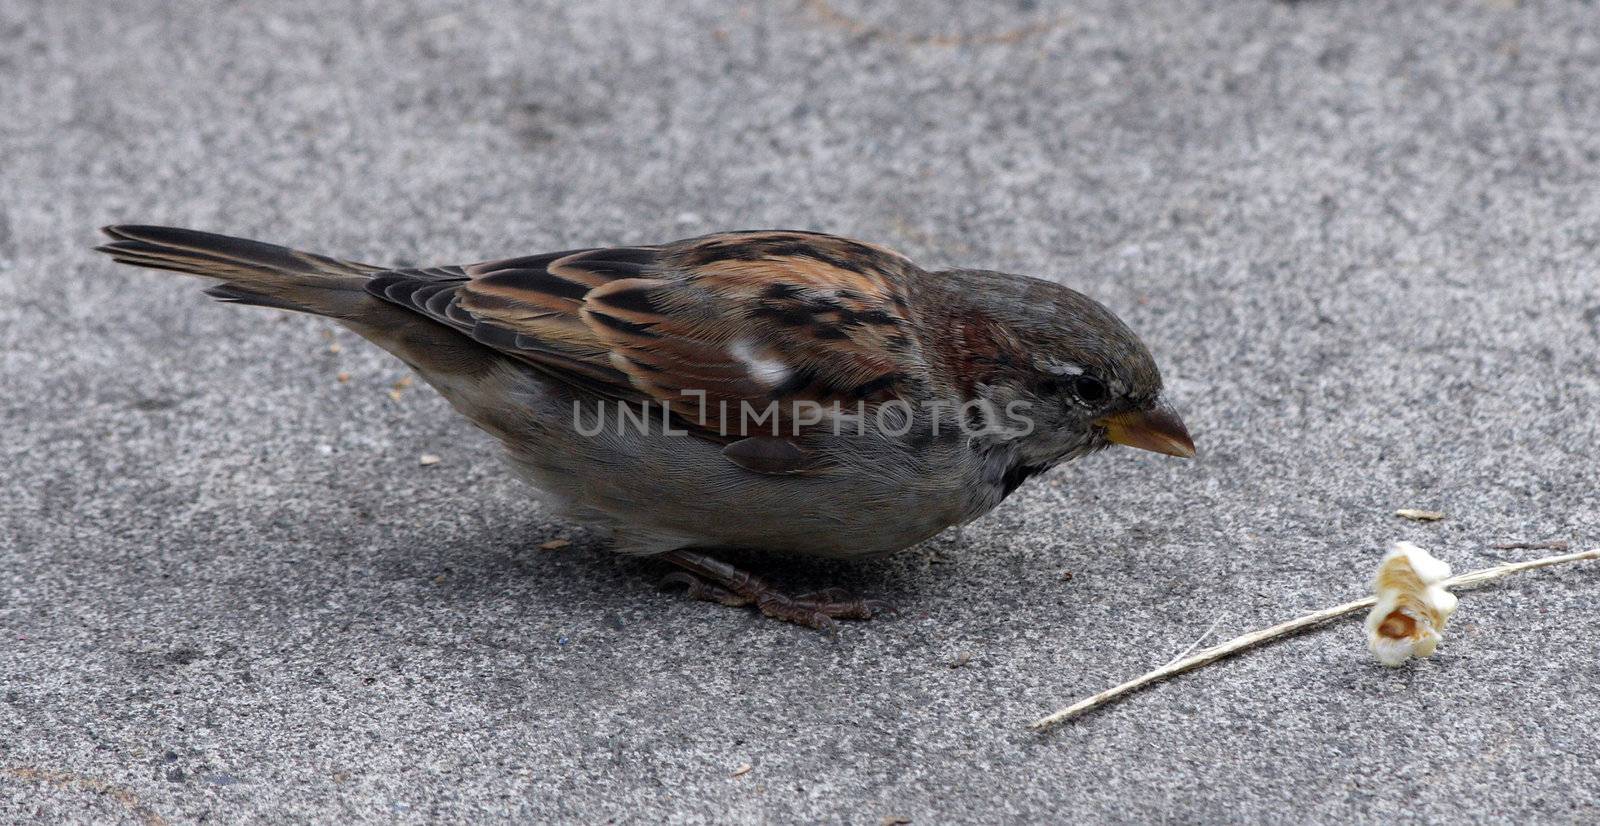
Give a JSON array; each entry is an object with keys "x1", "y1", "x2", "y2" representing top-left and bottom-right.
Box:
[{"x1": 96, "y1": 225, "x2": 1195, "y2": 629}]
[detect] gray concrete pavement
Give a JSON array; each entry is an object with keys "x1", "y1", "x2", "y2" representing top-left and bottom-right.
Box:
[{"x1": 2, "y1": 0, "x2": 1598, "y2": 822}]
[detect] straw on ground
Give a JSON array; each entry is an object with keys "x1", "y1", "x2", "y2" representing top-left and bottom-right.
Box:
[{"x1": 1030, "y1": 546, "x2": 1599, "y2": 731}]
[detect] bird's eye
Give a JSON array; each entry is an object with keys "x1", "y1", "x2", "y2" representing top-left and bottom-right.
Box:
[{"x1": 1071, "y1": 375, "x2": 1108, "y2": 403}]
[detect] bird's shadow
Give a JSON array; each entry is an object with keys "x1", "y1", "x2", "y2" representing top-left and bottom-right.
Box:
[{"x1": 378, "y1": 518, "x2": 932, "y2": 628}]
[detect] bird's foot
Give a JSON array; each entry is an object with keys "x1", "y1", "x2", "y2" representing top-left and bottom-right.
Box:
[{"x1": 657, "y1": 551, "x2": 895, "y2": 631}]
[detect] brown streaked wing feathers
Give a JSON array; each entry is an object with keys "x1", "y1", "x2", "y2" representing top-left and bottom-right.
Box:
[{"x1": 365, "y1": 231, "x2": 930, "y2": 440}]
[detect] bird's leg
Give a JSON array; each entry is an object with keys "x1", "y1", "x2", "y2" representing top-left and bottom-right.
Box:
[{"x1": 657, "y1": 549, "x2": 894, "y2": 630}]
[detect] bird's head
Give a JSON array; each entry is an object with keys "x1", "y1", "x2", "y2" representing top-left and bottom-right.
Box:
[{"x1": 930, "y1": 269, "x2": 1196, "y2": 469}]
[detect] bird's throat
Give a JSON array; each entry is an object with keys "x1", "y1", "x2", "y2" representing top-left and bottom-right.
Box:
[{"x1": 998, "y1": 457, "x2": 1051, "y2": 500}]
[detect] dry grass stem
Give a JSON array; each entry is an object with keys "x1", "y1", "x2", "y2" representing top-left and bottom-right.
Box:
[
  {"x1": 1030, "y1": 546, "x2": 1598, "y2": 731},
  {"x1": 1164, "y1": 614, "x2": 1226, "y2": 667},
  {"x1": 1490, "y1": 539, "x2": 1569, "y2": 551}
]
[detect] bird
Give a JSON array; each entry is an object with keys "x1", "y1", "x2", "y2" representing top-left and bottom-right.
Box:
[{"x1": 94, "y1": 225, "x2": 1195, "y2": 629}]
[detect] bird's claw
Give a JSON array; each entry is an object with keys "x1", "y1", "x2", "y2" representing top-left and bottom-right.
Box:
[{"x1": 658, "y1": 558, "x2": 896, "y2": 630}]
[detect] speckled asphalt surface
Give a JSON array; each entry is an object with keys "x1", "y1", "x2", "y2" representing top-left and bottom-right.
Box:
[{"x1": 3, "y1": 0, "x2": 1598, "y2": 822}]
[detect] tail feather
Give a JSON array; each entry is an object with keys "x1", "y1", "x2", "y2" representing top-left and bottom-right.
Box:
[
  {"x1": 94, "y1": 224, "x2": 507, "y2": 381},
  {"x1": 201, "y1": 283, "x2": 314, "y2": 313},
  {"x1": 95, "y1": 225, "x2": 384, "y2": 319}
]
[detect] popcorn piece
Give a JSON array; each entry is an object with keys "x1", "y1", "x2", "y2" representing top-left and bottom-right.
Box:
[{"x1": 1365, "y1": 542, "x2": 1459, "y2": 666}]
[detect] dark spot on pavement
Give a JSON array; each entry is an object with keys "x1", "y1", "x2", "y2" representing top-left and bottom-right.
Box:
[{"x1": 166, "y1": 647, "x2": 203, "y2": 666}]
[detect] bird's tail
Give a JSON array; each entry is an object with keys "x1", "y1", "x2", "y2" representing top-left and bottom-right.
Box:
[{"x1": 95, "y1": 225, "x2": 385, "y2": 320}]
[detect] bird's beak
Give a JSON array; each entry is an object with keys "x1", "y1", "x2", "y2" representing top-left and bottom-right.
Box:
[{"x1": 1095, "y1": 402, "x2": 1197, "y2": 459}]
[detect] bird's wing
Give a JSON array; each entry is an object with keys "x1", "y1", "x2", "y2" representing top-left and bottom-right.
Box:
[{"x1": 367, "y1": 231, "x2": 934, "y2": 457}]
